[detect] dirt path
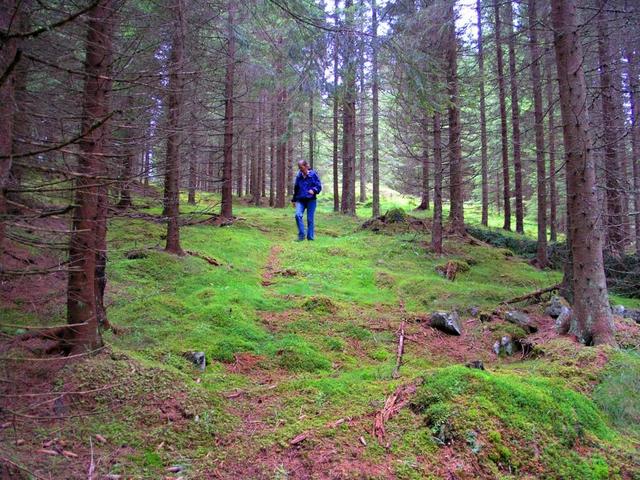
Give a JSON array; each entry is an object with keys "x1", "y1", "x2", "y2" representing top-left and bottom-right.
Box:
[{"x1": 261, "y1": 245, "x2": 283, "y2": 287}]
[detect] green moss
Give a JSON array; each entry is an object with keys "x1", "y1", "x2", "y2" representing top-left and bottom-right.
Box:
[{"x1": 411, "y1": 365, "x2": 616, "y2": 476}]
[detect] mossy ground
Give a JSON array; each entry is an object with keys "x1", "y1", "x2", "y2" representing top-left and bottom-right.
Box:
[{"x1": 1, "y1": 191, "x2": 639, "y2": 479}]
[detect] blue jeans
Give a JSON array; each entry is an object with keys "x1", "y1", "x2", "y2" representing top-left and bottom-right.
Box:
[{"x1": 295, "y1": 199, "x2": 317, "y2": 240}]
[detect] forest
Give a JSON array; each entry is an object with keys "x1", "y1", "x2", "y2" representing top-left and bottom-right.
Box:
[{"x1": 1, "y1": 0, "x2": 640, "y2": 478}]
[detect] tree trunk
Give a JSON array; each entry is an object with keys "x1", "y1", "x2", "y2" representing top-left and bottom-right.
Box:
[
  {"x1": 340, "y1": 0, "x2": 357, "y2": 215},
  {"x1": 528, "y1": 0, "x2": 548, "y2": 267},
  {"x1": 477, "y1": 0, "x2": 489, "y2": 226},
  {"x1": 358, "y1": 13, "x2": 367, "y2": 204},
  {"x1": 432, "y1": 112, "x2": 443, "y2": 254},
  {"x1": 371, "y1": 0, "x2": 380, "y2": 218},
  {"x1": 494, "y1": 0, "x2": 511, "y2": 231},
  {"x1": 545, "y1": 47, "x2": 558, "y2": 241},
  {"x1": 446, "y1": 0, "x2": 464, "y2": 235},
  {"x1": 221, "y1": 0, "x2": 236, "y2": 219},
  {"x1": 551, "y1": 0, "x2": 615, "y2": 345},
  {"x1": 597, "y1": 0, "x2": 624, "y2": 255},
  {"x1": 66, "y1": 0, "x2": 115, "y2": 352},
  {"x1": 506, "y1": 0, "x2": 524, "y2": 234},
  {"x1": 236, "y1": 138, "x2": 243, "y2": 197},
  {"x1": 333, "y1": 0, "x2": 340, "y2": 212},
  {"x1": 164, "y1": 0, "x2": 185, "y2": 254},
  {"x1": 269, "y1": 100, "x2": 276, "y2": 206},
  {"x1": 252, "y1": 111, "x2": 261, "y2": 205},
  {"x1": 276, "y1": 85, "x2": 287, "y2": 208},
  {"x1": 0, "y1": 0, "x2": 19, "y2": 261},
  {"x1": 118, "y1": 115, "x2": 135, "y2": 209},
  {"x1": 626, "y1": 47, "x2": 640, "y2": 255},
  {"x1": 309, "y1": 91, "x2": 314, "y2": 170}
]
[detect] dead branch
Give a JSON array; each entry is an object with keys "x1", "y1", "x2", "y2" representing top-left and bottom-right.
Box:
[
  {"x1": 391, "y1": 320, "x2": 406, "y2": 379},
  {"x1": 373, "y1": 383, "x2": 417, "y2": 444},
  {"x1": 502, "y1": 284, "x2": 560, "y2": 305}
]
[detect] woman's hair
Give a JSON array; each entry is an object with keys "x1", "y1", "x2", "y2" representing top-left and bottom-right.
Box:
[{"x1": 297, "y1": 159, "x2": 309, "y2": 167}]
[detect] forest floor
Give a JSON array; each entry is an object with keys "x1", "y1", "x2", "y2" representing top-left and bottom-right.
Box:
[{"x1": 2, "y1": 191, "x2": 640, "y2": 479}]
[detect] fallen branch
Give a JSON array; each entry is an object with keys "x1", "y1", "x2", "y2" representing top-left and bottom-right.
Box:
[
  {"x1": 185, "y1": 250, "x2": 221, "y2": 266},
  {"x1": 373, "y1": 383, "x2": 417, "y2": 444},
  {"x1": 502, "y1": 284, "x2": 560, "y2": 305},
  {"x1": 391, "y1": 320, "x2": 406, "y2": 379}
]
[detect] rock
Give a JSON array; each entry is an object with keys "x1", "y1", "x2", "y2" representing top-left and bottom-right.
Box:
[
  {"x1": 612, "y1": 305, "x2": 626, "y2": 316},
  {"x1": 545, "y1": 295, "x2": 569, "y2": 319},
  {"x1": 493, "y1": 335, "x2": 515, "y2": 356},
  {"x1": 469, "y1": 306, "x2": 480, "y2": 317},
  {"x1": 466, "y1": 430, "x2": 482, "y2": 454},
  {"x1": 504, "y1": 311, "x2": 537, "y2": 333},
  {"x1": 429, "y1": 311, "x2": 462, "y2": 336},
  {"x1": 183, "y1": 351, "x2": 206, "y2": 371},
  {"x1": 614, "y1": 306, "x2": 640, "y2": 323},
  {"x1": 465, "y1": 360, "x2": 484, "y2": 370},
  {"x1": 555, "y1": 306, "x2": 572, "y2": 334}
]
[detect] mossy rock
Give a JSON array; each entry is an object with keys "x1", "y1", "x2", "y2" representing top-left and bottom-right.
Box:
[
  {"x1": 384, "y1": 207, "x2": 407, "y2": 223},
  {"x1": 487, "y1": 322, "x2": 528, "y2": 341},
  {"x1": 301, "y1": 295, "x2": 338, "y2": 314}
]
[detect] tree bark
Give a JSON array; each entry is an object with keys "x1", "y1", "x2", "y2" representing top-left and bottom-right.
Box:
[
  {"x1": 446, "y1": 0, "x2": 464, "y2": 235},
  {"x1": 0, "y1": 0, "x2": 19, "y2": 261},
  {"x1": 358, "y1": 10, "x2": 367, "y2": 204},
  {"x1": 432, "y1": 112, "x2": 443, "y2": 254},
  {"x1": 506, "y1": 0, "x2": 524, "y2": 234},
  {"x1": 528, "y1": 0, "x2": 548, "y2": 267},
  {"x1": 371, "y1": 0, "x2": 380, "y2": 218},
  {"x1": 333, "y1": 0, "x2": 340, "y2": 212},
  {"x1": 275, "y1": 84, "x2": 287, "y2": 208},
  {"x1": 221, "y1": 0, "x2": 236, "y2": 219},
  {"x1": 164, "y1": 0, "x2": 185, "y2": 254},
  {"x1": 551, "y1": 0, "x2": 615, "y2": 345},
  {"x1": 597, "y1": 0, "x2": 624, "y2": 255},
  {"x1": 626, "y1": 47, "x2": 640, "y2": 255},
  {"x1": 477, "y1": 0, "x2": 489, "y2": 226},
  {"x1": 340, "y1": 0, "x2": 357, "y2": 215},
  {"x1": 494, "y1": 0, "x2": 511, "y2": 231},
  {"x1": 545, "y1": 47, "x2": 558, "y2": 241},
  {"x1": 66, "y1": 0, "x2": 115, "y2": 352}
]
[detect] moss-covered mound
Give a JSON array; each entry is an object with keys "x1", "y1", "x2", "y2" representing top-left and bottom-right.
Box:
[{"x1": 411, "y1": 365, "x2": 632, "y2": 479}]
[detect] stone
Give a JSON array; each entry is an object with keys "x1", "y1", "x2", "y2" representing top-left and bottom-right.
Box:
[
  {"x1": 612, "y1": 305, "x2": 626, "y2": 316},
  {"x1": 555, "y1": 306, "x2": 572, "y2": 334},
  {"x1": 504, "y1": 311, "x2": 537, "y2": 333},
  {"x1": 465, "y1": 360, "x2": 484, "y2": 370},
  {"x1": 429, "y1": 311, "x2": 462, "y2": 336},
  {"x1": 183, "y1": 351, "x2": 206, "y2": 371},
  {"x1": 493, "y1": 335, "x2": 515, "y2": 356},
  {"x1": 469, "y1": 306, "x2": 480, "y2": 317},
  {"x1": 545, "y1": 295, "x2": 569, "y2": 319}
]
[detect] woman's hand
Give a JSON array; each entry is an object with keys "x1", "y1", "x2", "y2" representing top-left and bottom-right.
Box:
[{"x1": 308, "y1": 189, "x2": 315, "y2": 195}]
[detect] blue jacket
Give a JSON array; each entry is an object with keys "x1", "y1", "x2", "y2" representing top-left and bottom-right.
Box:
[{"x1": 292, "y1": 169, "x2": 322, "y2": 202}]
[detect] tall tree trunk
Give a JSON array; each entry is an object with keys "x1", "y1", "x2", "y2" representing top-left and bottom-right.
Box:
[
  {"x1": 0, "y1": 0, "x2": 19, "y2": 260},
  {"x1": 309, "y1": 91, "x2": 314, "y2": 170},
  {"x1": 276, "y1": 85, "x2": 287, "y2": 207},
  {"x1": 597, "y1": 0, "x2": 624, "y2": 255},
  {"x1": 66, "y1": 0, "x2": 115, "y2": 352},
  {"x1": 221, "y1": 1, "x2": 236, "y2": 219},
  {"x1": 164, "y1": 0, "x2": 185, "y2": 254},
  {"x1": 252, "y1": 110, "x2": 260, "y2": 205},
  {"x1": 358, "y1": 12, "x2": 367, "y2": 204},
  {"x1": 269, "y1": 101, "x2": 276, "y2": 206},
  {"x1": 477, "y1": 0, "x2": 489, "y2": 226},
  {"x1": 545, "y1": 48, "x2": 558, "y2": 241},
  {"x1": 551, "y1": 0, "x2": 615, "y2": 345},
  {"x1": 446, "y1": 0, "x2": 464, "y2": 235},
  {"x1": 236, "y1": 138, "x2": 243, "y2": 197},
  {"x1": 626, "y1": 47, "x2": 640, "y2": 255},
  {"x1": 259, "y1": 93, "x2": 266, "y2": 200},
  {"x1": 187, "y1": 119, "x2": 197, "y2": 205},
  {"x1": 506, "y1": 0, "x2": 524, "y2": 233},
  {"x1": 333, "y1": 0, "x2": 340, "y2": 212},
  {"x1": 494, "y1": 0, "x2": 511, "y2": 231},
  {"x1": 287, "y1": 119, "x2": 294, "y2": 196},
  {"x1": 528, "y1": 0, "x2": 548, "y2": 267},
  {"x1": 118, "y1": 109, "x2": 135, "y2": 209},
  {"x1": 341, "y1": 0, "x2": 357, "y2": 215},
  {"x1": 371, "y1": 0, "x2": 380, "y2": 218},
  {"x1": 432, "y1": 112, "x2": 443, "y2": 254}
]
